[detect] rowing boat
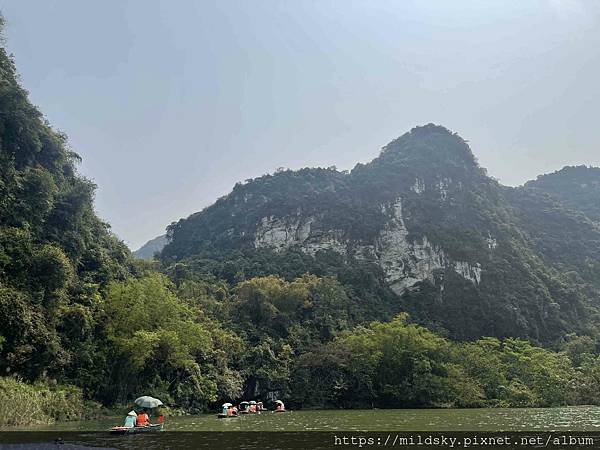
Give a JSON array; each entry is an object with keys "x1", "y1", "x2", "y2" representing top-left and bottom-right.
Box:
[{"x1": 109, "y1": 424, "x2": 163, "y2": 434}]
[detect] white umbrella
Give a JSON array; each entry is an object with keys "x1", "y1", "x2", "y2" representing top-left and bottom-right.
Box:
[
  {"x1": 222, "y1": 403, "x2": 233, "y2": 408},
  {"x1": 134, "y1": 396, "x2": 164, "y2": 409}
]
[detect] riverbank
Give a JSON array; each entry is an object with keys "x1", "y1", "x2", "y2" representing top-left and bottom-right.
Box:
[
  {"x1": 0, "y1": 376, "x2": 197, "y2": 429},
  {"x1": 0, "y1": 377, "x2": 104, "y2": 427},
  {"x1": 2, "y1": 373, "x2": 597, "y2": 431}
]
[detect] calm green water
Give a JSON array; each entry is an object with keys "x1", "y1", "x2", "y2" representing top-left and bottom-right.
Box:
[
  {"x1": 4, "y1": 407, "x2": 600, "y2": 449},
  {"x1": 11, "y1": 406, "x2": 600, "y2": 432}
]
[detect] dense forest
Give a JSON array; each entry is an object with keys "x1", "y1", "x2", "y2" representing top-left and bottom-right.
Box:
[{"x1": 3, "y1": 17, "x2": 600, "y2": 426}]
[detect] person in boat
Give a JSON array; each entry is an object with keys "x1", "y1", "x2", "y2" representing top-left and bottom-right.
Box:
[
  {"x1": 123, "y1": 410, "x2": 137, "y2": 428},
  {"x1": 257, "y1": 401, "x2": 264, "y2": 412},
  {"x1": 275, "y1": 400, "x2": 285, "y2": 411},
  {"x1": 232, "y1": 406, "x2": 238, "y2": 416},
  {"x1": 249, "y1": 401, "x2": 257, "y2": 414},
  {"x1": 136, "y1": 409, "x2": 150, "y2": 427},
  {"x1": 220, "y1": 402, "x2": 234, "y2": 417}
]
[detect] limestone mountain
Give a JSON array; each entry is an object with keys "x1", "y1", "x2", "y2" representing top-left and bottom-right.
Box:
[
  {"x1": 158, "y1": 124, "x2": 600, "y2": 345},
  {"x1": 133, "y1": 234, "x2": 167, "y2": 260}
]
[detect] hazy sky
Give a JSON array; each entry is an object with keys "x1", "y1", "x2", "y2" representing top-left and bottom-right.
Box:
[{"x1": 1, "y1": 0, "x2": 599, "y2": 249}]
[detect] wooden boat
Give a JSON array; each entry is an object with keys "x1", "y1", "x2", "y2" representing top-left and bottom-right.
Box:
[
  {"x1": 109, "y1": 424, "x2": 163, "y2": 434},
  {"x1": 273, "y1": 409, "x2": 288, "y2": 413},
  {"x1": 217, "y1": 413, "x2": 238, "y2": 419}
]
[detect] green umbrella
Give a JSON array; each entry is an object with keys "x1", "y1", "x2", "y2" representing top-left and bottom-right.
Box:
[{"x1": 134, "y1": 396, "x2": 164, "y2": 409}]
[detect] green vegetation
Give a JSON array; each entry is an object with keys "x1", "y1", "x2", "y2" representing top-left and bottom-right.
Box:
[
  {"x1": 0, "y1": 377, "x2": 88, "y2": 427},
  {"x1": 4, "y1": 13, "x2": 600, "y2": 427},
  {"x1": 0, "y1": 17, "x2": 132, "y2": 393},
  {"x1": 102, "y1": 273, "x2": 243, "y2": 412},
  {"x1": 508, "y1": 175, "x2": 600, "y2": 288},
  {"x1": 525, "y1": 166, "x2": 600, "y2": 223},
  {"x1": 290, "y1": 314, "x2": 599, "y2": 409}
]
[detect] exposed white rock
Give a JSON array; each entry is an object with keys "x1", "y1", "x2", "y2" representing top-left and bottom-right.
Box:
[
  {"x1": 254, "y1": 216, "x2": 313, "y2": 250},
  {"x1": 253, "y1": 219, "x2": 292, "y2": 249},
  {"x1": 353, "y1": 244, "x2": 377, "y2": 262},
  {"x1": 377, "y1": 198, "x2": 416, "y2": 291},
  {"x1": 254, "y1": 216, "x2": 347, "y2": 256},
  {"x1": 304, "y1": 233, "x2": 347, "y2": 256},
  {"x1": 412, "y1": 177, "x2": 425, "y2": 194},
  {"x1": 297, "y1": 219, "x2": 312, "y2": 242},
  {"x1": 376, "y1": 199, "x2": 434, "y2": 293},
  {"x1": 486, "y1": 232, "x2": 498, "y2": 250},
  {"x1": 453, "y1": 261, "x2": 482, "y2": 284},
  {"x1": 436, "y1": 177, "x2": 452, "y2": 200},
  {"x1": 376, "y1": 198, "x2": 483, "y2": 294},
  {"x1": 254, "y1": 197, "x2": 483, "y2": 294}
]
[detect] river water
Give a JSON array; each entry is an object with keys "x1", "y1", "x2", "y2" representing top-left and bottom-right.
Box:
[
  {"x1": 11, "y1": 406, "x2": 600, "y2": 432},
  {"x1": 3, "y1": 407, "x2": 600, "y2": 449}
]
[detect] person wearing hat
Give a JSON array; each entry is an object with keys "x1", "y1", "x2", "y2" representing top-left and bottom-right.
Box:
[{"x1": 123, "y1": 410, "x2": 137, "y2": 428}]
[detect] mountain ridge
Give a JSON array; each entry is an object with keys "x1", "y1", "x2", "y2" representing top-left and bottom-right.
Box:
[{"x1": 154, "y1": 124, "x2": 600, "y2": 345}]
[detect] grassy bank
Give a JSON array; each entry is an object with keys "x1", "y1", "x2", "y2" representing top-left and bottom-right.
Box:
[{"x1": 0, "y1": 377, "x2": 101, "y2": 427}]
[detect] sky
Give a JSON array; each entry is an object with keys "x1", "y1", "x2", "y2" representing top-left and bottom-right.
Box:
[{"x1": 1, "y1": 0, "x2": 599, "y2": 250}]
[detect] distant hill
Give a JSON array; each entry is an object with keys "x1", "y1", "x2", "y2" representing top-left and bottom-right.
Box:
[
  {"x1": 525, "y1": 165, "x2": 600, "y2": 223},
  {"x1": 133, "y1": 234, "x2": 167, "y2": 260}
]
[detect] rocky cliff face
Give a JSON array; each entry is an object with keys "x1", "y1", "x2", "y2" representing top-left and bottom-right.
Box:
[
  {"x1": 252, "y1": 197, "x2": 483, "y2": 295},
  {"x1": 159, "y1": 124, "x2": 600, "y2": 344}
]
